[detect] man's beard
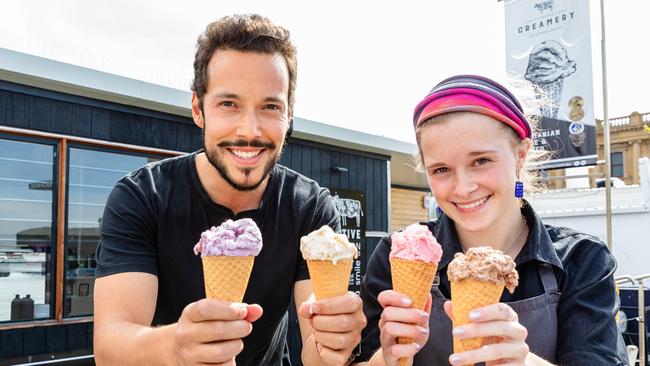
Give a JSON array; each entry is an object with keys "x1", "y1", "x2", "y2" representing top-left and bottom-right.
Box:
[{"x1": 204, "y1": 138, "x2": 281, "y2": 191}]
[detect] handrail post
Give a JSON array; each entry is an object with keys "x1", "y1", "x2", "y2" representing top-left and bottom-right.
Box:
[{"x1": 634, "y1": 274, "x2": 650, "y2": 366}]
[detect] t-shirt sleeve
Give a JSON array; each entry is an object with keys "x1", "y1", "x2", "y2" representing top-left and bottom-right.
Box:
[
  {"x1": 294, "y1": 187, "x2": 341, "y2": 282},
  {"x1": 357, "y1": 235, "x2": 392, "y2": 362},
  {"x1": 556, "y1": 238, "x2": 628, "y2": 365},
  {"x1": 95, "y1": 176, "x2": 158, "y2": 277}
]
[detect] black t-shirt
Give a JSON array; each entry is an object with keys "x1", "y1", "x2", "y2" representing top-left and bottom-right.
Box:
[
  {"x1": 96, "y1": 151, "x2": 340, "y2": 366},
  {"x1": 359, "y1": 203, "x2": 628, "y2": 365}
]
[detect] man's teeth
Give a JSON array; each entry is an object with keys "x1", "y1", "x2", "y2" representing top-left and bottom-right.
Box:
[
  {"x1": 232, "y1": 150, "x2": 261, "y2": 158},
  {"x1": 456, "y1": 196, "x2": 488, "y2": 209}
]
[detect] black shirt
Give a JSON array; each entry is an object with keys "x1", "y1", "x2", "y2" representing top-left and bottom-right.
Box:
[
  {"x1": 359, "y1": 203, "x2": 628, "y2": 365},
  {"x1": 96, "y1": 151, "x2": 340, "y2": 366}
]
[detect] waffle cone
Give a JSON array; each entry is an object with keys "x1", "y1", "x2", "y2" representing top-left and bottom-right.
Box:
[
  {"x1": 451, "y1": 279, "x2": 504, "y2": 354},
  {"x1": 390, "y1": 257, "x2": 438, "y2": 366},
  {"x1": 535, "y1": 80, "x2": 564, "y2": 119},
  {"x1": 201, "y1": 256, "x2": 255, "y2": 302},
  {"x1": 307, "y1": 259, "x2": 353, "y2": 300}
]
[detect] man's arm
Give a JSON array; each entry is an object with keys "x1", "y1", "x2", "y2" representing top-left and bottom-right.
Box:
[
  {"x1": 295, "y1": 279, "x2": 367, "y2": 366},
  {"x1": 94, "y1": 272, "x2": 263, "y2": 366},
  {"x1": 93, "y1": 272, "x2": 177, "y2": 365}
]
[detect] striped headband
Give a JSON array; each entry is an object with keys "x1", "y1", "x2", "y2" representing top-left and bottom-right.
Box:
[{"x1": 412, "y1": 75, "x2": 531, "y2": 139}]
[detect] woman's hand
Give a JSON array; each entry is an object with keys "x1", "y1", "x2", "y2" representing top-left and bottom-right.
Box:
[
  {"x1": 375, "y1": 290, "x2": 432, "y2": 366},
  {"x1": 444, "y1": 301, "x2": 530, "y2": 366}
]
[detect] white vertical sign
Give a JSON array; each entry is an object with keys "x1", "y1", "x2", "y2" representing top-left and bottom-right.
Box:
[{"x1": 505, "y1": 0, "x2": 596, "y2": 169}]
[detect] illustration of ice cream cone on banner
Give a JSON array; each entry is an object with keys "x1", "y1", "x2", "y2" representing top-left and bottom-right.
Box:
[
  {"x1": 524, "y1": 40, "x2": 577, "y2": 119},
  {"x1": 389, "y1": 224, "x2": 443, "y2": 366},
  {"x1": 193, "y1": 218, "x2": 263, "y2": 302},
  {"x1": 447, "y1": 247, "x2": 519, "y2": 355},
  {"x1": 300, "y1": 226, "x2": 358, "y2": 300}
]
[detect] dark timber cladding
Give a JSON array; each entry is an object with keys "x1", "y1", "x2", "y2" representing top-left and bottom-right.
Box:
[
  {"x1": 0, "y1": 79, "x2": 389, "y2": 363},
  {"x1": 0, "y1": 79, "x2": 390, "y2": 232}
]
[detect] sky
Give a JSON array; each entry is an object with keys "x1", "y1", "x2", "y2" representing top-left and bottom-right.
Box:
[{"x1": 1, "y1": 0, "x2": 648, "y2": 144}]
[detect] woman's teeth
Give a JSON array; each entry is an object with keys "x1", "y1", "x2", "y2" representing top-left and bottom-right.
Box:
[{"x1": 456, "y1": 196, "x2": 488, "y2": 209}]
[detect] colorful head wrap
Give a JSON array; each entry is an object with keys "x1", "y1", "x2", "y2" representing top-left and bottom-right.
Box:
[{"x1": 412, "y1": 75, "x2": 531, "y2": 139}]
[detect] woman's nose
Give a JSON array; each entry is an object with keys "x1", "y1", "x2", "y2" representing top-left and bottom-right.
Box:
[{"x1": 453, "y1": 171, "x2": 478, "y2": 197}]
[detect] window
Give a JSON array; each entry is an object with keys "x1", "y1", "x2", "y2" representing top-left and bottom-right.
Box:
[
  {"x1": 64, "y1": 147, "x2": 159, "y2": 317},
  {"x1": 0, "y1": 137, "x2": 56, "y2": 322},
  {"x1": 611, "y1": 152, "x2": 624, "y2": 178}
]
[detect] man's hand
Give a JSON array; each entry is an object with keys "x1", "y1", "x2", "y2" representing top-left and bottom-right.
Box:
[
  {"x1": 174, "y1": 299, "x2": 263, "y2": 365},
  {"x1": 298, "y1": 292, "x2": 367, "y2": 365}
]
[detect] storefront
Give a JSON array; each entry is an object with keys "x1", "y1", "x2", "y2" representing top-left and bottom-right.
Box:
[{"x1": 0, "y1": 48, "x2": 426, "y2": 364}]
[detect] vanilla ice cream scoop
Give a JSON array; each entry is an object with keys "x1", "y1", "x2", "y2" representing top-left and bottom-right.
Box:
[{"x1": 300, "y1": 225, "x2": 358, "y2": 264}]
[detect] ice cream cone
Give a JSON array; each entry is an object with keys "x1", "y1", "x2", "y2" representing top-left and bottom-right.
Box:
[
  {"x1": 537, "y1": 80, "x2": 564, "y2": 119},
  {"x1": 450, "y1": 279, "x2": 504, "y2": 353},
  {"x1": 391, "y1": 257, "x2": 438, "y2": 366},
  {"x1": 307, "y1": 259, "x2": 353, "y2": 299},
  {"x1": 202, "y1": 256, "x2": 255, "y2": 302},
  {"x1": 391, "y1": 257, "x2": 437, "y2": 310}
]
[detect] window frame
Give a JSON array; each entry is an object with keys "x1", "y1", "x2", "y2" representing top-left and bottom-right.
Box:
[
  {"x1": 62, "y1": 143, "x2": 169, "y2": 318},
  {"x1": 611, "y1": 151, "x2": 624, "y2": 178},
  {"x1": 0, "y1": 125, "x2": 181, "y2": 329},
  {"x1": 0, "y1": 132, "x2": 59, "y2": 324}
]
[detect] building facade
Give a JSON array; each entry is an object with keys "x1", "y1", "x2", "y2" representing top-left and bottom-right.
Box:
[
  {"x1": 545, "y1": 111, "x2": 650, "y2": 189},
  {"x1": 0, "y1": 48, "x2": 426, "y2": 365}
]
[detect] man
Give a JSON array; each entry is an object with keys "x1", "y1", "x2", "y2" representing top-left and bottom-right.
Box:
[{"x1": 93, "y1": 14, "x2": 366, "y2": 366}]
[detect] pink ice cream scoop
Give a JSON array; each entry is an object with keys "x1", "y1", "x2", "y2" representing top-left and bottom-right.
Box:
[
  {"x1": 193, "y1": 218, "x2": 263, "y2": 257},
  {"x1": 390, "y1": 223, "x2": 442, "y2": 264}
]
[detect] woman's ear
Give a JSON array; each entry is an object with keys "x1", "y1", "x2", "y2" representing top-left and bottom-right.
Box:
[{"x1": 516, "y1": 138, "x2": 532, "y2": 169}]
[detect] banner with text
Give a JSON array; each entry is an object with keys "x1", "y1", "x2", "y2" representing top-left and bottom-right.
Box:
[
  {"x1": 331, "y1": 188, "x2": 365, "y2": 295},
  {"x1": 505, "y1": 0, "x2": 596, "y2": 169}
]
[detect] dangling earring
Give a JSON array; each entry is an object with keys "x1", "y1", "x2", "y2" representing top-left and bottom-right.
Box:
[{"x1": 514, "y1": 171, "x2": 524, "y2": 198}]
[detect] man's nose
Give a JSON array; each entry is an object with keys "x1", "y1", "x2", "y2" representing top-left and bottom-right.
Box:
[{"x1": 235, "y1": 109, "x2": 263, "y2": 140}]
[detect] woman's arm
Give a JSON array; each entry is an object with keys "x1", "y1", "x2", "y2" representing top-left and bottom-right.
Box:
[{"x1": 554, "y1": 238, "x2": 628, "y2": 365}]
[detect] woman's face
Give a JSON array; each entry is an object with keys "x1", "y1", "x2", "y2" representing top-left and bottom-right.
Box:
[{"x1": 419, "y1": 112, "x2": 528, "y2": 233}]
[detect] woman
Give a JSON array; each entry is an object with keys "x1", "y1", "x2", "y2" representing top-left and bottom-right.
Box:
[{"x1": 355, "y1": 75, "x2": 628, "y2": 365}]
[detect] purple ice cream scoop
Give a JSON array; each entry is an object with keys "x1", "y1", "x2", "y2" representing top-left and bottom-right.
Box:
[{"x1": 193, "y1": 218, "x2": 263, "y2": 257}]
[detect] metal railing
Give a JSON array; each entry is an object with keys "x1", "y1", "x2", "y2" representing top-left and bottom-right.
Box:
[{"x1": 617, "y1": 274, "x2": 650, "y2": 366}]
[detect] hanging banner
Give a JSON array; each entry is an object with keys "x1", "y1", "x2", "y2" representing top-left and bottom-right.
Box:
[
  {"x1": 331, "y1": 188, "x2": 365, "y2": 295},
  {"x1": 505, "y1": 0, "x2": 596, "y2": 169}
]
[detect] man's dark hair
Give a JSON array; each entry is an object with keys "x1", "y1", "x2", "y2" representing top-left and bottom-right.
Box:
[{"x1": 191, "y1": 14, "x2": 297, "y2": 116}]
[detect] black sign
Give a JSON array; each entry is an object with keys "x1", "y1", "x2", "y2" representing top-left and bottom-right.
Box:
[
  {"x1": 534, "y1": 117, "x2": 598, "y2": 169},
  {"x1": 330, "y1": 188, "x2": 366, "y2": 295}
]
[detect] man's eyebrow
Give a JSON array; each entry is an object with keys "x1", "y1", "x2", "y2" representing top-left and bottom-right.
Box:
[
  {"x1": 263, "y1": 96, "x2": 285, "y2": 103},
  {"x1": 211, "y1": 93, "x2": 240, "y2": 100}
]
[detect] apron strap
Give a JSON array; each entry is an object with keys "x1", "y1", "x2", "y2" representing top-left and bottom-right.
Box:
[{"x1": 537, "y1": 262, "x2": 558, "y2": 293}]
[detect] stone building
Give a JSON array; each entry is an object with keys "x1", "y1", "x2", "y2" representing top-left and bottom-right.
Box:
[{"x1": 545, "y1": 111, "x2": 650, "y2": 189}]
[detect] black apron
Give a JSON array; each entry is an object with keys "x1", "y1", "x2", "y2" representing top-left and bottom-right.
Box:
[{"x1": 413, "y1": 262, "x2": 560, "y2": 365}]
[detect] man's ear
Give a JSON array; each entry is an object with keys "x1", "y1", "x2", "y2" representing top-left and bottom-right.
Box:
[
  {"x1": 286, "y1": 118, "x2": 294, "y2": 139},
  {"x1": 191, "y1": 93, "x2": 204, "y2": 129}
]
